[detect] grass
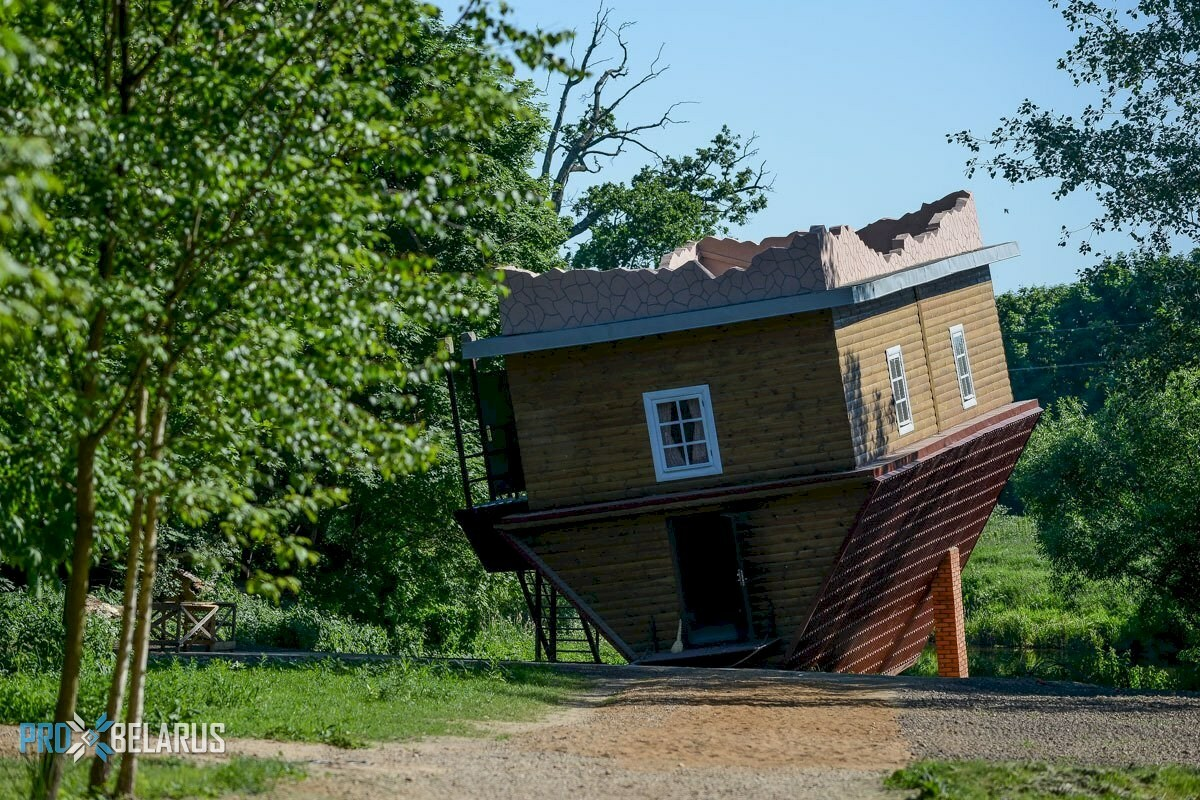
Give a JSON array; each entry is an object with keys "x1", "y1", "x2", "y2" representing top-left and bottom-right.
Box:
[
  {"x1": 0, "y1": 659, "x2": 590, "y2": 748},
  {"x1": 886, "y1": 760, "x2": 1200, "y2": 799},
  {"x1": 959, "y1": 513, "x2": 1136, "y2": 652},
  {"x1": 0, "y1": 756, "x2": 302, "y2": 800},
  {"x1": 461, "y1": 615, "x2": 627, "y2": 665}
]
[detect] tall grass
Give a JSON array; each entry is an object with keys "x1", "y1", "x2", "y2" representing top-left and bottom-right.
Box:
[{"x1": 961, "y1": 513, "x2": 1136, "y2": 651}]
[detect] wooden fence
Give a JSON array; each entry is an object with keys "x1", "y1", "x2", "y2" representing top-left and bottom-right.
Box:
[{"x1": 150, "y1": 601, "x2": 237, "y2": 651}]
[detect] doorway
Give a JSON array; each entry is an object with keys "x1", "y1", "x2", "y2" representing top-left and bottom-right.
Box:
[{"x1": 668, "y1": 513, "x2": 753, "y2": 647}]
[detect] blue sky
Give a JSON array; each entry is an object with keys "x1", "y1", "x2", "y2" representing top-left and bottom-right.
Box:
[{"x1": 496, "y1": 0, "x2": 1149, "y2": 293}]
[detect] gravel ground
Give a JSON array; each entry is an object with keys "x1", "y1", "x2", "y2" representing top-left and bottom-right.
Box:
[
  {"x1": 234, "y1": 669, "x2": 910, "y2": 800},
  {"x1": 887, "y1": 673, "x2": 1200, "y2": 766}
]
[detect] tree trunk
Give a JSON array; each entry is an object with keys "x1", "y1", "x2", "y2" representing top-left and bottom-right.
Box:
[
  {"x1": 89, "y1": 387, "x2": 149, "y2": 793},
  {"x1": 34, "y1": 4, "x2": 129, "y2": 796},
  {"x1": 115, "y1": 396, "x2": 167, "y2": 799},
  {"x1": 32, "y1": 433, "x2": 100, "y2": 800}
]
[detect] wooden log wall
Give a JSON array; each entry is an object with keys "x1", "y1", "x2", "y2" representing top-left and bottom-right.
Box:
[
  {"x1": 915, "y1": 267, "x2": 1014, "y2": 430},
  {"x1": 506, "y1": 311, "x2": 855, "y2": 511},
  {"x1": 833, "y1": 289, "x2": 936, "y2": 465},
  {"x1": 833, "y1": 266, "x2": 1014, "y2": 465},
  {"x1": 513, "y1": 481, "x2": 869, "y2": 659}
]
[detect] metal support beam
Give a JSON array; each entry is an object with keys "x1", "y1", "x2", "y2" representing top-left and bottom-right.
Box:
[{"x1": 444, "y1": 337, "x2": 473, "y2": 509}]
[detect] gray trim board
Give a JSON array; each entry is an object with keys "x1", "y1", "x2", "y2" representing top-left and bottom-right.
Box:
[{"x1": 463, "y1": 242, "x2": 1019, "y2": 358}]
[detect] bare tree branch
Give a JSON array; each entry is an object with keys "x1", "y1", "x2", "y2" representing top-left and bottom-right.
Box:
[
  {"x1": 540, "y1": 5, "x2": 610, "y2": 181},
  {"x1": 541, "y1": 4, "x2": 685, "y2": 214}
]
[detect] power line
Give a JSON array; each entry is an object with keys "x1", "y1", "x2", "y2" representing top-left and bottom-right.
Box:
[
  {"x1": 1002, "y1": 322, "x2": 1148, "y2": 337},
  {"x1": 1009, "y1": 361, "x2": 1107, "y2": 372}
]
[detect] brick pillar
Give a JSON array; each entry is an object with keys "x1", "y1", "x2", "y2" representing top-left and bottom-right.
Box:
[{"x1": 932, "y1": 546, "x2": 969, "y2": 678}]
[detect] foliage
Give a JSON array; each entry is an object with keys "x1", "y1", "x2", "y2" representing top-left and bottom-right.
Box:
[
  {"x1": 0, "y1": 1, "x2": 563, "y2": 667},
  {"x1": 538, "y1": 6, "x2": 770, "y2": 264},
  {"x1": 903, "y1": 513, "x2": 1195, "y2": 688},
  {"x1": 0, "y1": 0, "x2": 570, "y2": 584},
  {"x1": 952, "y1": 0, "x2": 1200, "y2": 253},
  {"x1": 998, "y1": 282, "x2": 1110, "y2": 409},
  {"x1": 465, "y1": 617, "x2": 538, "y2": 662},
  {"x1": 0, "y1": 8, "x2": 575, "y2": 792},
  {"x1": 1015, "y1": 370, "x2": 1200, "y2": 632},
  {"x1": 412, "y1": 73, "x2": 568, "y2": 277},
  {"x1": 997, "y1": 250, "x2": 1200, "y2": 409},
  {"x1": 295, "y1": 461, "x2": 524, "y2": 654},
  {"x1": 994, "y1": 251, "x2": 1200, "y2": 684},
  {"x1": 960, "y1": 513, "x2": 1136, "y2": 652},
  {"x1": 0, "y1": 756, "x2": 302, "y2": 800},
  {"x1": 235, "y1": 595, "x2": 392, "y2": 656},
  {"x1": 0, "y1": 588, "x2": 117, "y2": 675},
  {"x1": 1084, "y1": 645, "x2": 1177, "y2": 690},
  {"x1": 0, "y1": 659, "x2": 590, "y2": 744},
  {"x1": 570, "y1": 126, "x2": 770, "y2": 271},
  {"x1": 887, "y1": 760, "x2": 1200, "y2": 800},
  {"x1": 0, "y1": 0, "x2": 58, "y2": 332}
]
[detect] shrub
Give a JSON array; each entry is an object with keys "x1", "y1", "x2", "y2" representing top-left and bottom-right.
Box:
[
  {"x1": 0, "y1": 587, "x2": 117, "y2": 674},
  {"x1": 287, "y1": 607, "x2": 390, "y2": 654},
  {"x1": 1084, "y1": 646, "x2": 1176, "y2": 690},
  {"x1": 234, "y1": 594, "x2": 292, "y2": 649},
  {"x1": 234, "y1": 595, "x2": 391, "y2": 655}
]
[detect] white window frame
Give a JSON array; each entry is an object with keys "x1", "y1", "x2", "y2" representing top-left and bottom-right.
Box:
[
  {"x1": 948, "y1": 324, "x2": 977, "y2": 409},
  {"x1": 642, "y1": 384, "x2": 724, "y2": 482},
  {"x1": 885, "y1": 345, "x2": 915, "y2": 435}
]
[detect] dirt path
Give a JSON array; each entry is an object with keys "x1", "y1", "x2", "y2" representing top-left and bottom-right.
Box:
[{"x1": 232, "y1": 672, "x2": 910, "y2": 800}]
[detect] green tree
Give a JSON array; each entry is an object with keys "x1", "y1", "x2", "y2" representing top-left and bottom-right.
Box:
[
  {"x1": 997, "y1": 250, "x2": 1200, "y2": 408},
  {"x1": 188, "y1": 26, "x2": 570, "y2": 653},
  {"x1": 0, "y1": 2, "x2": 567, "y2": 797},
  {"x1": 952, "y1": 0, "x2": 1200, "y2": 253},
  {"x1": 570, "y1": 127, "x2": 770, "y2": 271},
  {"x1": 1014, "y1": 371, "x2": 1200, "y2": 632}
]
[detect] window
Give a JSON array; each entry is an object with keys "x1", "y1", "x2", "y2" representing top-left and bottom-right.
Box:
[
  {"x1": 949, "y1": 324, "x2": 977, "y2": 409},
  {"x1": 642, "y1": 385, "x2": 723, "y2": 482},
  {"x1": 885, "y1": 346, "x2": 914, "y2": 435}
]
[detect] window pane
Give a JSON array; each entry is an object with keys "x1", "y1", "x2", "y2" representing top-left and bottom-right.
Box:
[
  {"x1": 688, "y1": 442, "x2": 709, "y2": 464},
  {"x1": 896, "y1": 398, "x2": 912, "y2": 425},
  {"x1": 951, "y1": 332, "x2": 966, "y2": 357},
  {"x1": 682, "y1": 420, "x2": 704, "y2": 442},
  {"x1": 888, "y1": 357, "x2": 902, "y2": 379},
  {"x1": 892, "y1": 378, "x2": 908, "y2": 403},
  {"x1": 678, "y1": 397, "x2": 702, "y2": 420},
  {"x1": 663, "y1": 445, "x2": 687, "y2": 467},
  {"x1": 660, "y1": 423, "x2": 683, "y2": 446},
  {"x1": 656, "y1": 401, "x2": 678, "y2": 423}
]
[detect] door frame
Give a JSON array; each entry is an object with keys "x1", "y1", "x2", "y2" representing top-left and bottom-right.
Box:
[{"x1": 666, "y1": 512, "x2": 755, "y2": 648}]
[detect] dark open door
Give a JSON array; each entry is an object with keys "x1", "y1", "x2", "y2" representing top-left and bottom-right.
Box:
[
  {"x1": 668, "y1": 513, "x2": 753, "y2": 647},
  {"x1": 474, "y1": 370, "x2": 525, "y2": 497}
]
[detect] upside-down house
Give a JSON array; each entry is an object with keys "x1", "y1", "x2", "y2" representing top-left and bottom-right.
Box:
[{"x1": 451, "y1": 190, "x2": 1040, "y2": 675}]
